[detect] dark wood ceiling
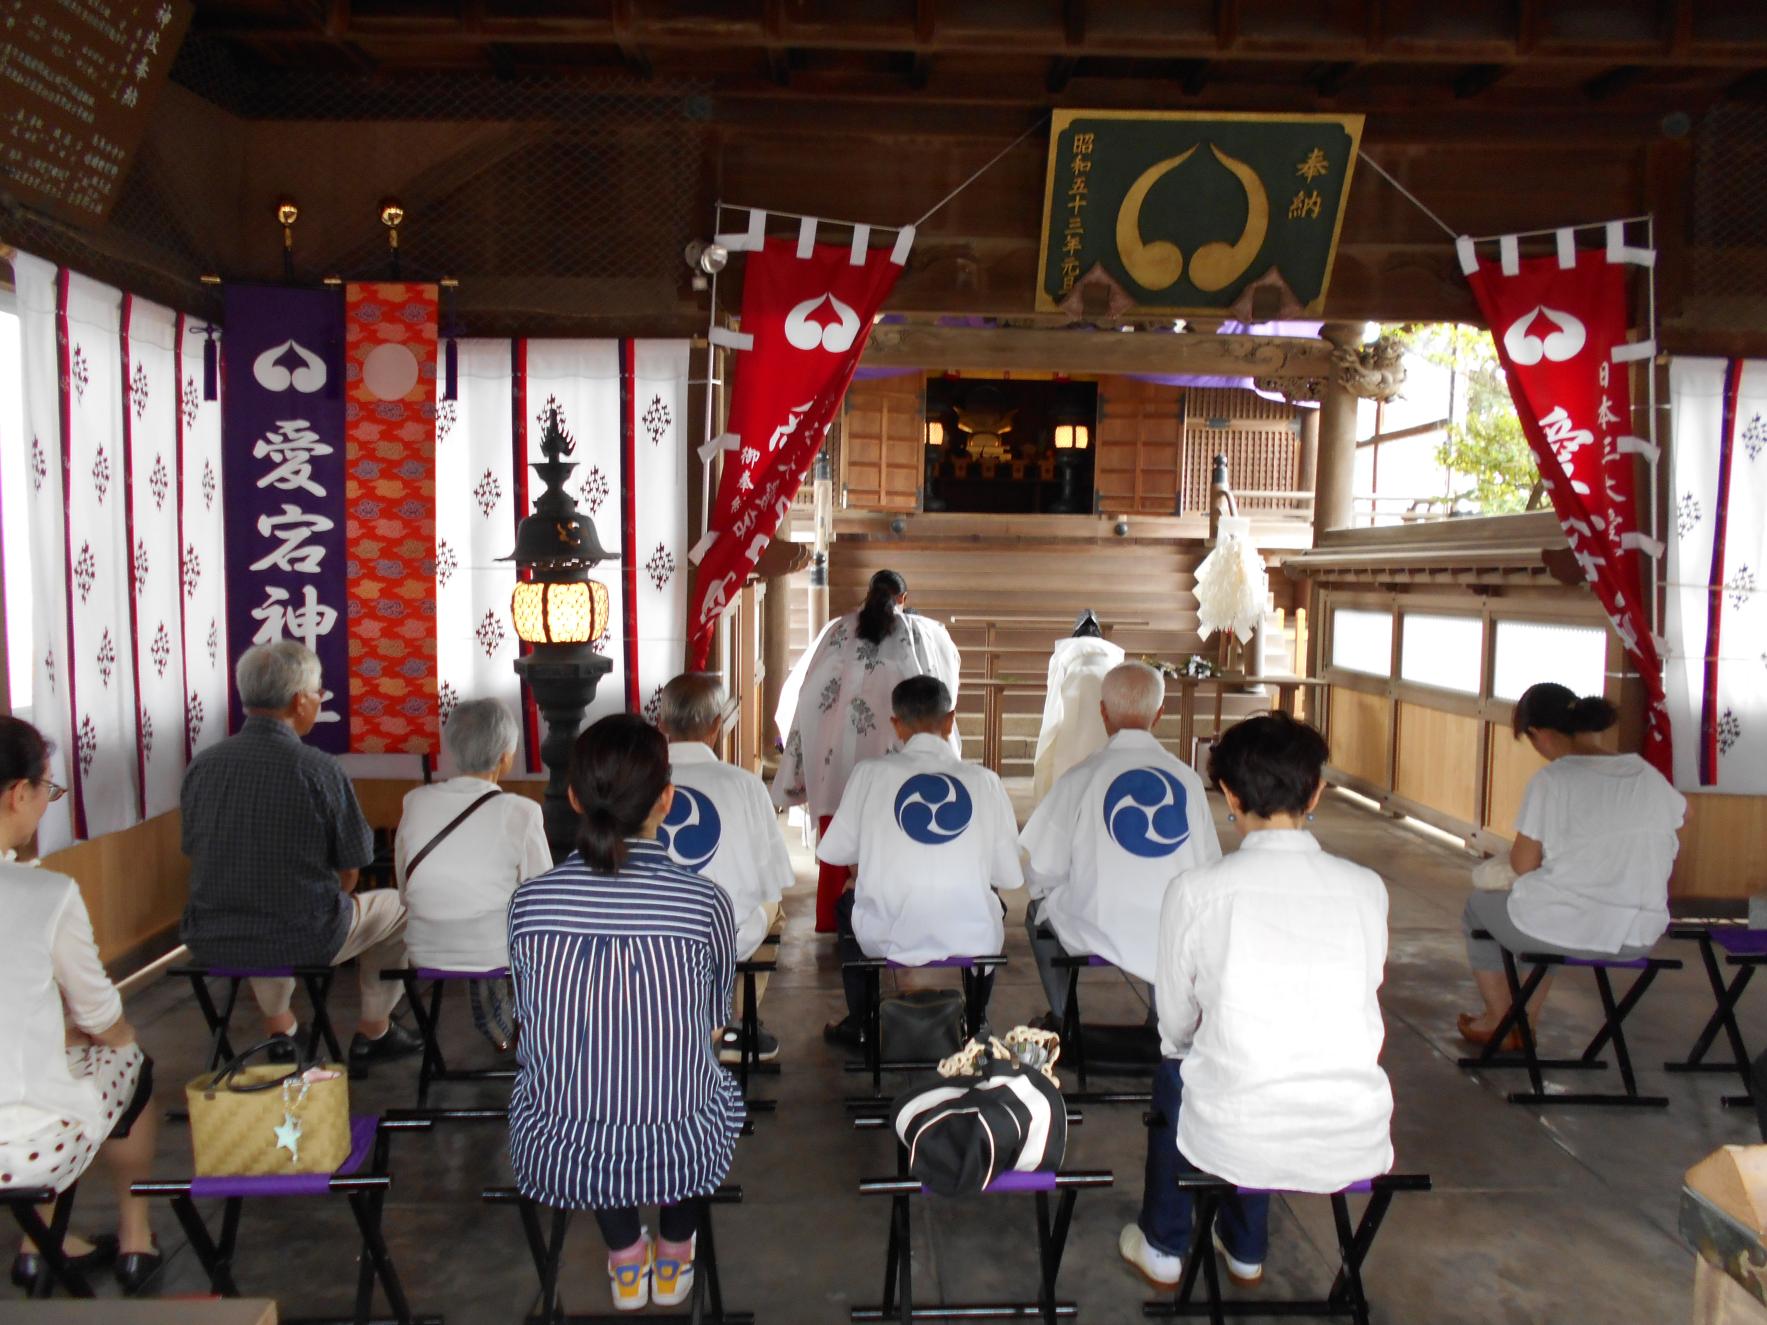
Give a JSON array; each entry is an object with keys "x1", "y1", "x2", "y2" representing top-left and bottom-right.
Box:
[{"x1": 191, "y1": 0, "x2": 1765, "y2": 111}]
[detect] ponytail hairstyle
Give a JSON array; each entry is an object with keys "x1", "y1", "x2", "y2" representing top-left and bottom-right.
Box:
[
  {"x1": 1511, "y1": 682, "x2": 1619, "y2": 739},
  {"x1": 568, "y1": 713, "x2": 671, "y2": 873},
  {"x1": 856, "y1": 569, "x2": 908, "y2": 646},
  {"x1": 0, "y1": 715, "x2": 50, "y2": 789}
]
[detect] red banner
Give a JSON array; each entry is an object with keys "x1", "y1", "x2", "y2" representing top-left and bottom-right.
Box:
[
  {"x1": 1463, "y1": 241, "x2": 1670, "y2": 773},
  {"x1": 345, "y1": 282, "x2": 440, "y2": 753},
  {"x1": 686, "y1": 231, "x2": 908, "y2": 666}
]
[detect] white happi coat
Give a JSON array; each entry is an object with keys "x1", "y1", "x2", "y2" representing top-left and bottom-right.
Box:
[
  {"x1": 661, "y1": 741, "x2": 795, "y2": 959},
  {"x1": 1019, "y1": 728, "x2": 1222, "y2": 983},
  {"x1": 1031, "y1": 635, "x2": 1126, "y2": 802},
  {"x1": 772, "y1": 609, "x2": 963, "y2": 819},
  {"x1": 817, "y1": 732, "x2": 1023, "y2": 965}
]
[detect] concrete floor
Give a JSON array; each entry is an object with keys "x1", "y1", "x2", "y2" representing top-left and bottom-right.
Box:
[{"x1": 18, "y1": 787, "x2": 1753, "y2": 1323}]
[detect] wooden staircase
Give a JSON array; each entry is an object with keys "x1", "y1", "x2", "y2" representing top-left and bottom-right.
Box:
[{"x1": 822, "y1": 517, "x2": 1296, "y2": 778}]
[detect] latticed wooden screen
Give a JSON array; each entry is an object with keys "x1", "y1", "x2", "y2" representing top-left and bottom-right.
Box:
[{"x1": 1181, "y1": 387, "x2": 1302, "y2": 514}]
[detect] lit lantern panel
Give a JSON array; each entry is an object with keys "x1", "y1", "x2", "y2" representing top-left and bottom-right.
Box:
[{"x1": 511, "y1": 579, "x2": 610, "y2": 645}]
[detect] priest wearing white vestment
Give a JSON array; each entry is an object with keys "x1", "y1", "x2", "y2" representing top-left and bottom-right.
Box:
[
  {"x1": 772, "y1": 570, "x2": 963, "y2": 933},
  {"x1": 1019, "y1": 662, "x2": 1221, "y2": 1020},
  {"x1": 1031, "y1": 611, "x2": 1126, "y2": 803}
]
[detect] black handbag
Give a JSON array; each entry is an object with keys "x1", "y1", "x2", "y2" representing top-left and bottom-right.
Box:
[
  {"x1": 879, "y1": 988, "x2": 966, "y2": 1063},
  {"x1": 890, "y1": 1031, "x2": 1067, "y2": 1198}
]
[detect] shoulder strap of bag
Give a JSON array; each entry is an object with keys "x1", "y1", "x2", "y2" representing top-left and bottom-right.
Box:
[
  {"x1": 205, "y1": 1038, "x2": 319, "y2": 1093},
  {"x1": 405, "y1": 790, "x2": 503, "y2": 882}
]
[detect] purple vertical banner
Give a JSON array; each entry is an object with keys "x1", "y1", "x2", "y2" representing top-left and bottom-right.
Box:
[{"x1": 221, "y1": 285, "x2": 351, "y2": 751}]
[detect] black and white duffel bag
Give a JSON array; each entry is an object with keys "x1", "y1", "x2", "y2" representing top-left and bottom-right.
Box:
[{"x1": 890, "y1": 1028, "x2": 1067, "y2": 1198}]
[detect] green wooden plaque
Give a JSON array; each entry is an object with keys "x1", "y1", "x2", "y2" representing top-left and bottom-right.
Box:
[{"x1": 1036, "y1": 110, "x2": 1365, "y2": 316}]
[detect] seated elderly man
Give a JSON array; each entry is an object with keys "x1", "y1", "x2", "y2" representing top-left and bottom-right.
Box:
[
  {"x1": 180, "y1": 642, "x2": 419, "y2": 1067},
  {"x1": 818, "y1": 675, "x2": 1022, "y2": 1048},
  {"x1": 1020, "y1": 661, "x2": 1221, "y2": 1022},
  {"x1": 655, "y1": 673, "x2": 794, "y2": 1065},
  {"x1": 395, "y1": 698, "x2": 552, "y2": 1049}
]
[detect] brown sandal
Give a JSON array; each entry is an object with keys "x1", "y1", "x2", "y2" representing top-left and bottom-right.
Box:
[{"x1": 1457, "y1": 1013, "x2": 1523, "y2": 1052}]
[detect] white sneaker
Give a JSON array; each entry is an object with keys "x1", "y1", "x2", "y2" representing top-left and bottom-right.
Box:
[
  {"x1": 1211, "y1": 1228, "x2": 1264, "y2": 1287},
  {"x1": 607, "y1": 1235, "x2": 651, "y2": 1312},
  {"x1": 1119, "y1": 1223, "x2": 1184, "y2": 1289},
  {"x1": 651, "y1": 1233, "x2": 696, "y2": 1307}
]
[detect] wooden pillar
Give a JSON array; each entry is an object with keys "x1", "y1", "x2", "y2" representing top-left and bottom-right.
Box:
[
  {"x1": 1297, "y1": 407, "x2": 1319, "y2": 496},
  {"x1": 1314, "y1": 324, "x2": 1361, "y2": 536},
  {"x1": 761, "y1": 572, "x2": 790, "y2": 749}
]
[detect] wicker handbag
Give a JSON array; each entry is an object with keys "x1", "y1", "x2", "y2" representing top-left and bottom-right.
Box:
[{"x1": 185, "y1": 1040, "x2": 351, "y2": 1176}]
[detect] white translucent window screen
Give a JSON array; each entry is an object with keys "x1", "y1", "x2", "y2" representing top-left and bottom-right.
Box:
[
  {"x1": 1492, "y1": 620, "x2": 1608, "y2": 702},
  {"x1": 1398, "y1": 613, "x2": 1482, "y2": 693},
  {"x1": 0, "y1": 305, "x2": 31, "y2": 714},
  {"x1": 1329, "y1": 608, "x2": 1393, "y2": 676}
]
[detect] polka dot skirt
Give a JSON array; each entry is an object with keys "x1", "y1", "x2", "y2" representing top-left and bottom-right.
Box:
[{"x1": 0, "y1": 1044, "x2": 144, "y2": 1195}]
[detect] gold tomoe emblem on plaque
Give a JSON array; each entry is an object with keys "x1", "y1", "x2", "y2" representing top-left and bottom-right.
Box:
[{"x1": 1115, "y1": 143, "x2": 1270, "y2": 294}]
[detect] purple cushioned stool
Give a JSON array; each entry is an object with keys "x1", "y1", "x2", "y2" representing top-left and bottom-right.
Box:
[
  {"x1": 1664, "y1": 922, "x2": 1767, "y2": 1107},
  {"x1": 1456, "y1": 930, "x2": 1682, "y2": 1107},
  {"x1": 843, "y1": 954, "x2": 1009, "y2": 1102},
  {"x1": 132, "y1": 1114, "x2": 437, "y2": 1325},
  {"x1": 1145, "y1": 1172, "x2": 1431, "y2": 1324},
  {"x1": 850, "y1": 1167, "x2": 1113, "y2": 1324},
  {"x1": 380, "y1": 967, "x2": 518, "y2": 1108},
  {"x1": 1049, "y1": 950, "x2": 1156, "y2": 1107},
  {"x1": 171, "y1": 963, "x2": 345, "y2": 1070}
]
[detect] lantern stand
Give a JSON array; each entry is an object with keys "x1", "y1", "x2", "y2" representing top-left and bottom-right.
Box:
[{"x1": 503, "y1": 401, "x2": 616, "y2": 861}]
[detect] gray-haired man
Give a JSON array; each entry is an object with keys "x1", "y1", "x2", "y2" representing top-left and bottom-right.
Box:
[{"x1": 180, "y1": 642, "x2": 419, "y2": 1066}]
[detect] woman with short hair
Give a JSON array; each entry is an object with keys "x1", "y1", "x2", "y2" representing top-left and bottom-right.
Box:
[
  {"x1": 507, "y1": 714, "x2": 744, "y2": 1313},
  {"x1": 1456, "y1": 682, "x2": 1687, "y2": 1045},
  {"x1": 394, "y1": 699, "x2": 552, "y2": 1048},
  {"x1": 772, "y1": 568, "x2": 963, "y2": 931},
  {"x1": 1120, "y1": 713, "x2": 1392, "y2": 1292},
  {"x1": 0, "y1": 716, "x2": 162, "y2": 1294}
]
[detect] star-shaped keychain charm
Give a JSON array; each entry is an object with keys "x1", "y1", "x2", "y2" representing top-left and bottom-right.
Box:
[{"x1": 273, "y1": 1112, "x2": 302, "y2": 1166}]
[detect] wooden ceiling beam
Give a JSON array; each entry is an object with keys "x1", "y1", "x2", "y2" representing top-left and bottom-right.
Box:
[
  {"x1": 1313, "y1": 61, "x2": 1362, "y2": 97},
  {"x1": 1584, "y1": 65, "x2": 1648, "y2": 100},
  {"x1": 860, "y1": 325, "x2": 1335, "y2": 377},
  {"x1": 1452, "y1": 63, "x2": 1510, "y2": 98}
]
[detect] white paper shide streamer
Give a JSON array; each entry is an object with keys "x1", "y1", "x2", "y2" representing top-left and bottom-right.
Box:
[{"x1": 1193, "y1": 516, "x2": 1269, "y2": 645}]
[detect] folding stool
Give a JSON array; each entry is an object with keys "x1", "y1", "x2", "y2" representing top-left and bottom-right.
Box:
[
  {"x1": 132, "y1": 1114, "x2": 438, "y2": 1325},
  {"x1": 1663, "y1": 922, "x2": 1767, "y2": 1107},
  {"x1": 1051, "y1": 951, "x2": 1155, "y2": 1106},
  {"x1": 482, "y1": 1184, "x2": 749, "y2": 1324},
  {"x1": 382, "y1": 968, "x2": 519, "y2": 1108},
  {"x1": 844, "y1": 955, "x2": 1008, "y2": 1101},
  {"x1": 850, "y1": 1168, "x2": 1114, "y2": 1324},
  {"x1": 2, "y1": 1184, "x2": 91, "y2": 1298},
  {"x1": 733, "y1": 948, "x2": 779, "y2": 1114},
  {"x1": 1456, "y1": 930, "x2": 1682, "y2": 1107},
  {"x1": 1143, "y1": 1173, "x2": 1431, "y2": 1325},
  {"x1": 172, "y1": 963, "x2": 345, "y2": 1070}
]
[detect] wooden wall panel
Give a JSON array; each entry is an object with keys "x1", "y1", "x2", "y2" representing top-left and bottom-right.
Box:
[
  {"x1": 43, "y1": 810, "x2": 187, "y2": 967},
  {"x1": 841, "y1": 377, "x2": 923, "y2": 512},
  {"x1": 1394, "y1": 702, "x2": 1480, "y2": 825},
  {"x1": 1328, "y1": 687, "x2": 1390, "y2": 789},
  {"x1": 1095, "y1": 378, "x2": 1183, "y2": 514},
  {"x1": 1181, "y1": 386, "x2": 1301, "y2": 514},
  {"x1": 1485, "y1": 725, "x2": 1547, "y2": 835},
  {"x1": 1677, "y1": 796, "x2": 1767, "y2": 900}
]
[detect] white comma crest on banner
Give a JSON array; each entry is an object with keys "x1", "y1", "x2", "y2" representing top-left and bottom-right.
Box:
[
  {"x1": 1502, "y1": 306, "x2": 1586, "y2": 367},
  {"x1": 252, "y1": 339, "x2": 329, "y2": 393},
  {"x1": 783, "y1": 293, "x2": 861, "y2": 354}
]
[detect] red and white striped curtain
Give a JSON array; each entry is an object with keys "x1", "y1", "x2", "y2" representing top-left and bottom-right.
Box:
[
  {"x1": 13, "y1": 253, "x2": 226, "y2": 850},
  {"x1": 434, "y1": 338, "x2": 690, "y2": 775}
]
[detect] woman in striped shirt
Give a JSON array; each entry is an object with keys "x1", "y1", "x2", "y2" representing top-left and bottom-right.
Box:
[{"x1": 508, "y1": 714, "x2": 746, "y2": 1312}]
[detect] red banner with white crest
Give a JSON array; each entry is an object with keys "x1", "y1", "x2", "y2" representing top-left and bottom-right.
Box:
[
  {"x1": 686, "y1": 227, "x2": 911, "y2": 667},
  {"x1": 1462, "y1": 233, "x2": 1670, "y2": 773}
]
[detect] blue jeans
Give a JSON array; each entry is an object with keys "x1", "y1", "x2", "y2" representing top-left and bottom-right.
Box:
[{"x1": 1140, "y1": 1057, "x2": 1270, "y2": 1263}]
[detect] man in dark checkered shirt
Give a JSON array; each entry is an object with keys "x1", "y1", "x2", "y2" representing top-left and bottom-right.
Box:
[{"x1": 180, "y1": 642, "x2": 420, "y2": 1066}]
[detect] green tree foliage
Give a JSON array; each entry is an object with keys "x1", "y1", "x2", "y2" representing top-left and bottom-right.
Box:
[{"x1": 1395, "y1": 324, "x2": 1539, "y2": 514}]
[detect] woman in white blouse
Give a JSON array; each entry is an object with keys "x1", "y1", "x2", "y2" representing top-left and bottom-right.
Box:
[
  {"x1": 772, "y1": 569, "x2": 962, "y2": 932},
  {"x1": 394, "y1": 700, "x2": 552, "y2": 1047},
  {"x1": 0, "y1": 716, "x2": 161, "y2": 1295},
  {"x1": 1457, "y1": 683, "x2": 1687, "y2": 1045},
  {"x1": 1119, "y1": 712, "x2": 1392, "y2": 1292}
]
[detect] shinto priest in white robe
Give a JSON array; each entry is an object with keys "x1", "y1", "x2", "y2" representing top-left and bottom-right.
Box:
[{"x1": 1032, "y1": 634, "x2": 1126, "y2": 802}]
